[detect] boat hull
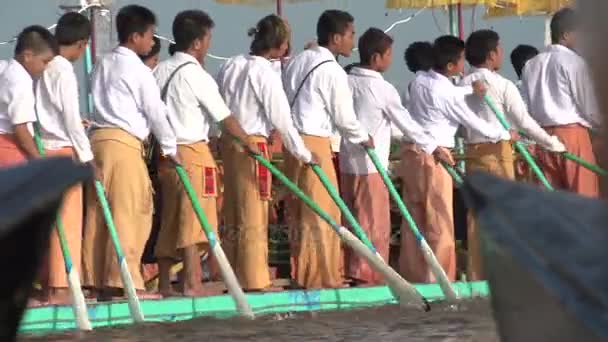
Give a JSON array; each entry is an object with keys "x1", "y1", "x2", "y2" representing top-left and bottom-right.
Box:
[{"x1": 20, "y1": 281, "x2": 489, "y2": 334}]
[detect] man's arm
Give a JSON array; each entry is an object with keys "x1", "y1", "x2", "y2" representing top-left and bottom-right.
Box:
[
  {"x1": 569, "y1": 59, "x2": 601, "y2": 128},
  {"x1": 13, "y1": 123, "x2": 39, "y2": 158},
  {"x1": 58, "y1": 73, "x2": 95, "y2": 163},
  {"x1": 9, "y1": 82, "x2": 39, "y2": 158}
]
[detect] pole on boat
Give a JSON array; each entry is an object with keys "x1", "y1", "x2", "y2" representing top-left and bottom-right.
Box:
[
  {"x1": 31, "y1": 124, "x2": 92, "y2": 331},
  {"x1": 174, "y1": 166, "x2": 255, "y2": 319},
  {"x1": 441, "y1": 161, "x2": 464, "y2": 185},
  {"x1": 93, "y1": 182, "x2": 145, "y2": 322},
  {"x1": 247, "y1": 152, "x2": 428, "y2": 309},
  {"x1": 311, "y1": 165, "x2": 377, "y2": 253},
  {"x1": 561, "y1": 152, "x2": 608, "y2": 176},
  {"x1": 366, "y1": 148, "x2": 459, "y2": 301},
  {"x1": 276, "y1": 0, "x2": 283, "y2": 16},
  {"x1": 483, "y1": 95, "x2": 554, "y2": 190}
]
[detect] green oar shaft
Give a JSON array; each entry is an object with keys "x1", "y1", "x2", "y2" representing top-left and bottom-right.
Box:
[
  {"x1": 562, "y1": 152, "x2": 608, "y2": 176},
  {"x1": 33, "y1": 124, "x2": 92, "y2": 331},
  {"x1": 366, "y1": 148, "x2": 458, "y2": 301},
  {"x1": 93, "y1": 180, "x2": 144, "y2": 322},
  {"x1": 174, "y1": 165, "x2": 254, "y2": 319},
  {"x1": 483, "y1": 95, "x2": 554, "y2": 191},
  {"x1": 311, "y1": 165, "x2": 376, "y2": 252},
  {"x1": 248, "y1": 152, "x2": 427, "y2": 308}
]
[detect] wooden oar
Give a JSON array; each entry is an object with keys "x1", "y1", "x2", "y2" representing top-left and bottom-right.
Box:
[
  {"x1": 174, "y1": 165, "x2": 254, "y2": 319},
  {"x1": 484, "y1": 95, "x2": 554, "y2": 191},
  {"x1": 249, "y1": 153, "x2": 428, "y2": 309},
  {"x1": 32, "y1": 124, "x2": 92, "y2": 331},
  {"x1": 366, "y1": 148, "x2": 459, "y2": 301},
  {"x1": 93, "y1": 181, "x2": 144, "y2": 322},
  {"x1": 311, "y1": 165, "x2": 377, "y2": 253}
]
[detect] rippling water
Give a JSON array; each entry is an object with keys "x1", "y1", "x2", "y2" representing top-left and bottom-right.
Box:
[{"x1": 20, "y1": 299, "x2": 498, "y2": 341}]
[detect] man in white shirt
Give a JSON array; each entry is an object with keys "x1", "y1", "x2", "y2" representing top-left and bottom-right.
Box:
[
  {"x1": 282, "y1": 9, "x2": 373, "y2": 289},
  {"x1": 521, "y1": 8, "x2": 600, "y2": 197},
  {"x1": 35, "y1": 12, "x2": 95, "y2": 306},
  {"x1": 343, "y1": 28, "x2": 449, "y2": 286},
  {"x1": 403, "y1": 35, "x2": 513, "y2": 283},
  {"x1": 0, "y1": 26, "x2": 56, "y2": 169},
  {"x1": 153, "y1": 10, "x2": 255, "y2": 297},
  {"x1": 82, "y1": 5, "x2": 179, "y2": 300},
  {"x1": 216, "y1": 14, "x2": 317, "y2": 292},
  {"x1": 460, "y1": 29, "x2": 566, "y2": 281}
]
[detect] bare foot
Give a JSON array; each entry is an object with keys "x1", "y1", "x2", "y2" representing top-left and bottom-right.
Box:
[
  {"x1": 27, "y1": 298, "x2": 48, "y2": 308},
  {"x1": 244, "y1": 286, "x2": 283, "y2": 293},
  {"x1": 135, "y1": 290, "x2": 163, "y2": 300},
  {"x1": 160, "y1": 289, "x2": 182, "y2": 298}
]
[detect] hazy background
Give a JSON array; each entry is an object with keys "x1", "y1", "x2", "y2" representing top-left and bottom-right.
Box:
[{"x1": 0, "y1": 0, "x2": 548, "y2": 95}]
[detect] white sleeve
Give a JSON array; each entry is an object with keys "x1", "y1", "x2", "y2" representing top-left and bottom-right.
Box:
[
  {"x1": 137, "y1": 71, "x2": 177, "y2": 157},
  {"x1": 258, "y1": 74, "x2": 312, "y2": 163},
  {"x1": 445, "y1": 94, "x2": 509, "y2": 141},
  {"x1": 568, "y1": 59, "x2": 601, "y2": 127},
  {"x1": 187, "y1": 69, "x2": 231, "y2": 123},
  {"x1": 503, "y1": 81, "x2": 554, "y2": 148},
  {"x1": 384, "y1": 85, "x2": 437, "y2": 154},
  {"x1": 57, "y1": 72, "x2": 94, "y2": 163},
  {"x1": 8, "y1": 79, "x2": 36, "y2": 125},
  {"x1": 325, "y1": 70, "x2": 368, "y2": 144}
]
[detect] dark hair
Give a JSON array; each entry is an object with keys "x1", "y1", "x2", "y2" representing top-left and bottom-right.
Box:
[
  {"x1": 510, "y1": 44, "x2": 539, "y2": 79},
  {"x1": 344, "y1": 63, "x2": 358, "y2": 74},
  {"x1": 172, "y1": 10, "x2": 214, "y2": 53},
  {"x1": 433, "y1": 35, "x2": 465, "y2": 71},
  {"x1": 551, "y1": 7, "x2": 577, "y2": 44},
  {"x1": 14, "y1": 25, "x2": 58, "y2": 56},
  {"x1": 55, "y1": 12, "x2": 91, "y2": 46},
  {"x1": 248, "y1": 14, "x2": 289, "y2": 56},
  {"x1": 316, "y1": 10, "x2": 354, "y2": 46},
  {"x1": 116, "y1": 5, "x2": 157, "y2": 44},
  {"x1": 404, "y1": 41, "x2": 434, "y2": 73},
  {"x1": 465, "y1": 29, "x2": 500, "y2": 67},
  {"x1": 139, "y1": 36, "x2": 161, "y2": 61},
  {"x1": 168, "y1": 43, "x2": 177, "y2": 56},
  {"x1": 357, "y1": 28, "x2": 393, "y2": 65}
]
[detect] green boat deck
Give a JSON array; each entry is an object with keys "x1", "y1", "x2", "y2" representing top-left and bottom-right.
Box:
[{"x1": 21, "y1": 281, "x2": 489, "y2": 334}]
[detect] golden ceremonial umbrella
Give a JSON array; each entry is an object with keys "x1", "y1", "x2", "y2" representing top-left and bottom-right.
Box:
[
  {"x1": 486, "y1": 0, "x2": 573, "y2": 16},
  {"x1": 385, "y1": 0, "x2": 516, "y2": 9}
]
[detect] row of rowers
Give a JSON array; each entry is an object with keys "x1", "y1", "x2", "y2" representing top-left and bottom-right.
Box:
[{"x1": 0, "y1": 5, "x2": 599, "y2": 306}]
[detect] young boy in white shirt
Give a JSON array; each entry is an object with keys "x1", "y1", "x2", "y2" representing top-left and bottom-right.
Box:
[
  {"x1": 0, "y1": 26, "x2": 56, "y2": 168},
  {"x1": 35, "y1": 12, "x2": 96, "y2": 305},
  {"x1": 460, "y1": 29, "x2": 565, "y2": 281},
  {"x1": 82, "y1": 4, "x2": 179, "y2": 301}
]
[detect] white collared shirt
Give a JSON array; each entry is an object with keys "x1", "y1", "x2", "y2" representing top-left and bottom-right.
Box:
[
  {"x1": 217, "y1": 54, "x2": 312, "y2": 163},
  {"x1": 521, "y1": 44, "x2": 600, "y2": 128},
  {"x1": 0, "y1": 60, "x2": 8, "y2": 75},
  {"x1": 408, "y1": 70, "x2": 509, "y2": 148},
  {"x1": 91, "y1": 46, "x2": 177, "y2": 156},
  {"x1": 341, "y1": 67, "x2": 437, "y2": 174},
  {"x1": 0, "y1": 59, "x2": 36, "y2": 134},
  {"x1": 154, "y1": 52, "x2": 230, "y2": 145},
  {"x1": 282, "y1": 46, "x2": 368, "y2": 144},
  {"x1": 460, "y1": 67, "x2": 556, "y2": 148},
  {"x1": 35, "y1": 55, "x2": 93, "y2": 163}
]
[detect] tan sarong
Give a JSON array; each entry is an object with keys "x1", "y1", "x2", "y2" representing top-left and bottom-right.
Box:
[
  {"x1": 398, "y1": 143, "x2": 456, "y2": 283},
  {"x1": 536, "y1": 124, "x2": 599, "y2": 198},
  {"x1": 464, "y1": 141, "x2": 515, "y2": 281},
  {"x1": 155, "y1": 142, "x2": 218, "y2": 260},
  {"x1": 220, "y1": 136, "x2": 272, "y2": 290},
  {"x1": 0, "y1": 134, "x2": 28, "y2": 167},
  {"x1": 81, "y1": 128, "x2": 152, "y2": 290},
  {"x1": 340, "y1": 172, "x2": 390, "y2": 285},
  {"x1": 39, "y1": 147, "x2": 83, "y2": 288},
  {"x1": 284, "y1": 135, "x2": 343, "y2": 289}
]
